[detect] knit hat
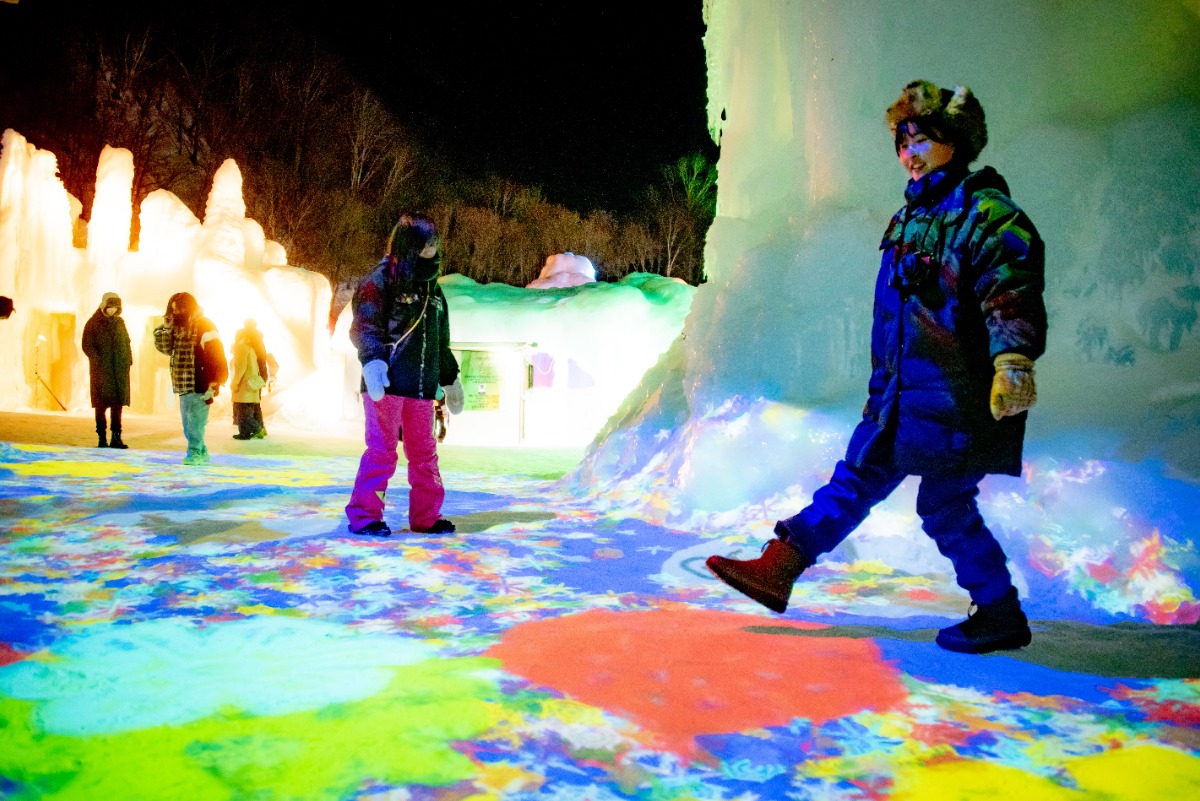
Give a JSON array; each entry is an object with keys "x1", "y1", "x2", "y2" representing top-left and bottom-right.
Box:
[
  {"x1": 886, "y1": 80, "x2": 988, "y2": 164},
  {"x1": 100, "y1": 292, "x2": 122, "y2": 314}
]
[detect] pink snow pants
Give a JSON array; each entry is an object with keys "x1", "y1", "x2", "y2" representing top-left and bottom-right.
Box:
[{"x1": 345, "y1": 394, "x2": 445, "y2": 532}]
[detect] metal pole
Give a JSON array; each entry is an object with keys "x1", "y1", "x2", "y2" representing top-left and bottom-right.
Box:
[{"x1": 34, "y1": 336, "x2": 67, "y2": 411}]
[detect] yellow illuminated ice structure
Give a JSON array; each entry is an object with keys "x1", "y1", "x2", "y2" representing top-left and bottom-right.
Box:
[
  {"x1": 87, "y1": 145, "x2": 134, "y2": 299},
  {"x1": 0, "y1": 131, "x2": 332, "y2": 421}
]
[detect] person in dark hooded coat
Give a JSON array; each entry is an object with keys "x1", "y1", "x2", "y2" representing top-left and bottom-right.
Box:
[
  {"x1": 345, "y1": 213, "x2": 464, "y2": 537},
  {"x1": 707, "y1": 80, "x2": 1047, "y2": 655},
  {"x1": 81, "y1": 292, "x2": 132, "y2": 449}
]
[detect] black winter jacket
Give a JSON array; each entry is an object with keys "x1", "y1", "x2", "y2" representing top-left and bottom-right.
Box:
[
  {"x1": 349, "y1": 255, "x2": 459, "y2": 400},
  {"x1": 845, "y1": 165, "x2": 1047, "y2": 477},
  {"x1": 81, "y1": 310, "x2": 132, "y2": 407}
]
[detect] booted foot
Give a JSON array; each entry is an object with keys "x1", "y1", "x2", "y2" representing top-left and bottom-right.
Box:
[
  {"x1": 706, "y1": 529, "x2": 812, "y2": 613},
  {"x1": 232, "y1": 434, "x2": 251, "y2": 440},
  {"x1": 96, "y1": 435, "x2": 107, "y2": 448},
  {"x1": 253, "y1": 429, "x2": 267, "y2": 439},
  {"x1": 350, "y1": 520, "x2": 392, "y2": 537},
  {"x1": 182, "y1": 453, "x2": 204, "y2": 465},
  {"x1": 414, "y1": 519, "x2": 456, "y2": 534},
  {"x1": 109, "y1": 434, "x2": 128, "y2": 449},
  {"x1": 936, "y1": 587, "x2": 1032, "y2": 654}
]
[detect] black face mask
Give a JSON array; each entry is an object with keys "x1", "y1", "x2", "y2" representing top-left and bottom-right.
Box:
[{"x1": 385, "y1": 254, "x2": 441, "y2": 283}]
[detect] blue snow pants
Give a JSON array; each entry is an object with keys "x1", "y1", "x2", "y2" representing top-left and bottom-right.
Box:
[{"x1": 776, "y1": 457, "x2": 1015, "y2": 606}]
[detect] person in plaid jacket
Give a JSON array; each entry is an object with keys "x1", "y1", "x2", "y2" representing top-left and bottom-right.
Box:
[{"x1": 154, "y1": 292, "x2": 227, "y2": 465}]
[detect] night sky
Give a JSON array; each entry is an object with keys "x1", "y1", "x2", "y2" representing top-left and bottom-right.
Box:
[{"x1": 0, "y1": 0, "x2": 716, "y2": 212}]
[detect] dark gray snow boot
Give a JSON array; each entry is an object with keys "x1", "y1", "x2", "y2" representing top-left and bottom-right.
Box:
[{"x1": 936, "y1": 587, "x2": 1032, "y2": 654}]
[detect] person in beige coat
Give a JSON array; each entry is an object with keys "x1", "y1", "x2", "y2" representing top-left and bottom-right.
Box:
[{"x1": 229, "y1": 319, "x2": 269, "y2": 440}]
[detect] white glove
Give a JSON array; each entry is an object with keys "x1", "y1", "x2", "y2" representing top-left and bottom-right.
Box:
[
  {"x1": 362, "y1": 359, "x2": 390, "y2": 402},
  {"x1": 443, "y1": 377, "x2": 465, "y2": 415},
  {"x1": 990, "y1": 353, "x2": 1037, "y2": 421}
]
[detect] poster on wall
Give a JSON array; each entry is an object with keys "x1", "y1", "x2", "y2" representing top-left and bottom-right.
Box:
[{"x1": 458, "y1": 350, "x2": 503, "y2": 411}]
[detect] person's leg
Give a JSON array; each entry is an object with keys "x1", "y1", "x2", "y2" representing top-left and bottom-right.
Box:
[
  {"x1": 777, "y1": 459, "x2": 908, "y2": 558},
  {"x1": 916, "y1": 473, "x2": 1014, "y2": 605},
  {"x1": 918, "y1": 473, "x2": 1030, "y2": 653},
  {"x1": 400, "y1": 398, "x2": 447, "y2": 532},
  {"x1": 233, "y1": 402, "x2": 251, "y2": 438},
  {"x1": 108, "y1": 406, "x2": 127, "y2": 449},
  {"x1": 252, "y1": 402, "x2": 266, "y2": 437},
  {"x1": 94, "y1": 407, "x2": 107, "y2": 447},
  {"x1": 179, "y1": 393, "x2": 204, "y2": 462},
  {"x1": 196, "y1": 396, "x2": 211, "y2": 460},
  {"x1": 345, "y1": 394, "x2": 403, "y2": 532},
  {"x1": 708, "y1": 458, "x2": 906, "y2": 613}
]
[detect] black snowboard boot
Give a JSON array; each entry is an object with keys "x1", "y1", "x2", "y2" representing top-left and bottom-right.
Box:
[
  {"x1": 109, "y1": 433, "x2": 128, "y2": 449},
  {"x1": 936, "y1": 587, "x2": 1032, "y2": 654},
  {"x1": 706, "y1": 527, "x2": 813, "y2": 613}
]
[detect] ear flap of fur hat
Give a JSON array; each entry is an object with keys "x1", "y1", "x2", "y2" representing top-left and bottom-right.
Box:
[
  {"x1": 943, "y1": 85, "x2": 987, "y2": 164},
  {"x1": 886, "y1": 80, "x2": 988, "y2": 164}
]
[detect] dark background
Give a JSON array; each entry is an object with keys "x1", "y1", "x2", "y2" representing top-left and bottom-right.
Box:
[{"x1": 0, "y1": 0, "x2": 717, "y2": 213}]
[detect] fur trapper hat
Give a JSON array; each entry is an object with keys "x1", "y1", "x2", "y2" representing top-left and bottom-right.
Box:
[
  {"x1": 886, "y1": 80, "x2": 987, "y2": 164},
  {"x1": 99, "y1": 292, "x2": 121, "y2": 314}
]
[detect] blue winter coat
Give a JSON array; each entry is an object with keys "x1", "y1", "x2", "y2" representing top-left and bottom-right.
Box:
[
  {"x1": 349, "y1": 255, "x2": 459, "y2": 400},
  {"x1": 845, "y1": 165, "x2": 1047, "y2": 477}
]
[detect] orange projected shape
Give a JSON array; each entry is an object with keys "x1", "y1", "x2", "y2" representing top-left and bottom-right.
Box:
[{"x1": 485, "y1": 608, "x2": 907, "y2": 760}]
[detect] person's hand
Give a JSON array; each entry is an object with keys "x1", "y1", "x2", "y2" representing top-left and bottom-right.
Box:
[
  {"x1": 990, "y1": 353, "x2": 1036, "y2": 420},
  {"x1": 163, "y1": 312, "x2": 174, "y2": 328},
  {"x1": 362, "y1": 359, "x2": 390, "y2": 402},
  {"x1": 202, "y1": 385, "x2": 216, "y2": 402},
  {"x1": 443, "y1": 377, "x2": 465, "y2": 415}
]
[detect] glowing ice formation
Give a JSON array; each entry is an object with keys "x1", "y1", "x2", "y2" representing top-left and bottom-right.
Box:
[
  {"x1": 526, "y1": 251, "x2": 597, "y2": 288},
  {"x1": 0, "y1": 131, "x2": 693, "y2": 445}
]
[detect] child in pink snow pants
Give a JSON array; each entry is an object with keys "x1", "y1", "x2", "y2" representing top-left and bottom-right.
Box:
[{"x1": 345, "y1": 213, "x2": 465, "y2": 537}]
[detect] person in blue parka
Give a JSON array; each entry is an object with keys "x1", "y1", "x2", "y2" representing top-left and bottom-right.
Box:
[{"x1": 707, "y1": 80, "x2": 1047, "y2": 654}]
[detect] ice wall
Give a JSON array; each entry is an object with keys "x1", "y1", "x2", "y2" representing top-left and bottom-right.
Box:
[
  {"x1": 574, "y1": 0, "x2": 1200, "y2": 623},
  {"x1": 691, "y1": 0, "x2": 1200, "y2": 452}
]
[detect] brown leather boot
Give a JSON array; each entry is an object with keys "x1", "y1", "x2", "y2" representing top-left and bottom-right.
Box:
[{"x1": 706, "y1": 533, "x2": 813, "y2": 613}]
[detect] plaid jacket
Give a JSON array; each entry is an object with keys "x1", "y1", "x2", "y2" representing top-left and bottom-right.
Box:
[{"x1": 154, "y1": 317, "x2": 225, "y2": 396}]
